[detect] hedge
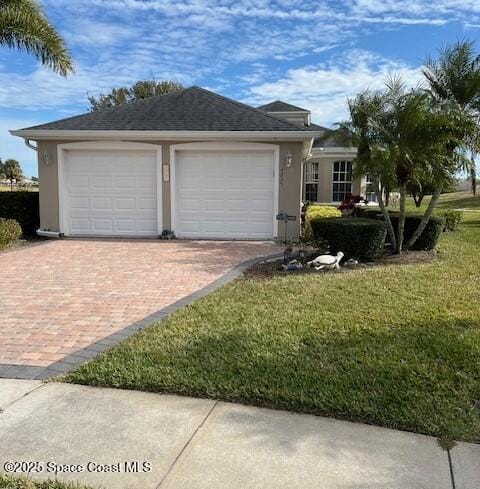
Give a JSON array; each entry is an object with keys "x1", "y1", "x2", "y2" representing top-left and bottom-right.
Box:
[
  {"x1": 363, "y1": 211, "x2": 444, "y2": 250},
  {"x1": 0, "y1": 218, "x2": 22, "y2": 250},
  {"x1": 310, "y1": 217, "x2": 387, "y2": 260},
  {"x1": 0, "y1": 191, "x2": 39, "y2": 236}
]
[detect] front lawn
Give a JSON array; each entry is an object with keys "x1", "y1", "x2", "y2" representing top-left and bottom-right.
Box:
[
  {"x1": 66, "y1": 193, "x2": 480, "y2": 442},
  {"x1": 0, "y1": 474, "x2": 93, "y2": 489}
]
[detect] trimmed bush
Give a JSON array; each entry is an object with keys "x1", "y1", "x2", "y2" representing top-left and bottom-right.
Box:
[
  {"x1": 361, "y1": 210, "x2": 445, "y2": 250},
  {"x1": 305, "y1": 205, "x2": 342, "y2": 220},
  {"x1": 436, "y1": 209, "x2": 463, "y2": 232},
  {"x1": 355, "y1": 206, "x2": 382, "y2": 219},
  {"x1": 0, "y1": 191, "x2": 39, "y2": 236},
  {"x1": 303, "y1": 205, "x2": 342, "y2": 244},
  {"x1": 0, "y1": 218, "x2": 22, "y2": 250},
  {"x1": 310, "y1": 217, "x2": 387, "y2": 260}
]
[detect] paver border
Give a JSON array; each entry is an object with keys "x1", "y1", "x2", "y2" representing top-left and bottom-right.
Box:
[{"x1": 0, "y1": 251, "x2": 282, "y2": 380}]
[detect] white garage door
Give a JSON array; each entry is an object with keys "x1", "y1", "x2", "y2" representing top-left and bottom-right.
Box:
[
  {"x1": 176, "y1": 150, "x2": 275, "y2": 239},
  {"x1": 64, "y1": 149, "x2": 158, "y2": 236}
]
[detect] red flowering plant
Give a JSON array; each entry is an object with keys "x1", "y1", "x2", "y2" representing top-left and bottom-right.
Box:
[{"x1": 338, "y1": 193, "x2": 362, "y2": 215}]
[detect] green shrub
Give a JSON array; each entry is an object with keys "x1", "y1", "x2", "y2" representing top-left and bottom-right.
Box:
[
  {"x1": 303, "y1": 205, "x2": 342, "y2": 243},
  {"x1": 310, "y1": 217, "x2": 387, "y2": 260},
  {"x1": 355, "y1": 207, "x2": 382, "y2": 219},
  {"x1": 0, "y1": 218, "x2": 22, "y2": 250},
  {"x1": 436, "y1": 209, "x2": 463, "y2": 232},
  {"x1": 0, "y1": 191, "x2": 39, "y2": 236},
  {"x1": 305, "y1": 205, "x2": 342, "y2": 220},
  {"x1": 362, "y1": 211, "x2": 445, "y2": 250}
]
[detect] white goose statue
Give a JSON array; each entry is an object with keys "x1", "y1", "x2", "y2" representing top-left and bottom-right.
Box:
[{"x1": 307, "y1": 251, "x2": 344, "y2": 271}]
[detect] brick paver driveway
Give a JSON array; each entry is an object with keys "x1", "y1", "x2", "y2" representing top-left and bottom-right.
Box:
[{"x1": 0, "y1": 239, "x2": 280, "y2": 378}]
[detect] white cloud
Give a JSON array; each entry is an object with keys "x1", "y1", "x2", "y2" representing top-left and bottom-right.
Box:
[
  {"x1": 245, "y1": 51, "x2": 424, "y2": 124},
  {"x1": 66, "y1": 20, "x2": 139, "y2": 47}
]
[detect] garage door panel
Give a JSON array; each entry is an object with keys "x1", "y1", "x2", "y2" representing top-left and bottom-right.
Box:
[
  {"x1": 204, "y1": 199, "x2": 225, "y2": 211},
  {"x1": 116, "y1": 219, "x2": 136, "y2": 232},
  {"x1": 203, "y1": 221, "x2": 225, "y2": 233},
  {"x1": 69, "y1": 175, "x2": 89, "y2": 189},
  {"x1": 70, "y1": 197, "x2": 90, "y2": 210},
  {"x1": 115, "y1": 198, "x2": 136, "y2": 210},
  {"x1": 179, "y1": 198, "x2": 201, "y2": 211},
  {"x1": 70, "y1": 218, "x2": 90, "y2": 233},
  {"x1": 137, "y1": 219, "x2": 157, "y2": 233},
  {"x1": 91, "y1": 197, "x2": 113, "y2": 211},
  {"x1": 176, "y1": 149, "x2": 275, "y2": 239},
  {"x1": 92, "y1": 218, "x2": 114, "y2": 232},
  {"x1": 65, "y1": 149, "x2": 158, "y2": 236},
  {"x1": 138, "y1": 198, "x2": 156, "y2": 210}
]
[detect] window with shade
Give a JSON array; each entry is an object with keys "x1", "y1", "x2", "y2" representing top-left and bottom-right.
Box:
[
  {"x1": 304, "y1": 161, "x2": 319, "y2": 201},
  {"x1": 332, "y1": 160, "x2": 352, "y2": 202}
]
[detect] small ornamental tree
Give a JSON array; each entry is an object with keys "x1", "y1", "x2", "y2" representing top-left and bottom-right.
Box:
[{"x1": 0, "y1": 159, "x2": 23, "y2": 190}]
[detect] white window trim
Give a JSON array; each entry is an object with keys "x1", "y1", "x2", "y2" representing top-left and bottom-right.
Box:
[
  {"x1": 332, "y1": 160, "x2": 353, "y2": 202},
  {"x1": 169, "y1": 141, "x2": 280, "y2": 239},
  {"x1": 303, "y1": 161, "x2": 319, "y2": 201},
  {"x1": 57, "y1": 140, "x2": 163, "y2": 236}
]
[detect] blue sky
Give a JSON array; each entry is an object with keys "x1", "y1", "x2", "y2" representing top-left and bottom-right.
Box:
[{"x1": 1, "y1": 0, "x2": 480, "y2": 177}]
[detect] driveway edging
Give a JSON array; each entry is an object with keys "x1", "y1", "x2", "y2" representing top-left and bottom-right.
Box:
[{"x1": 0, "y1": 251, "x2": 283, "y2": 381}]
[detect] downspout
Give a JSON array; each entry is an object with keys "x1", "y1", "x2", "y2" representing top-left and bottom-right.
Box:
[
  {"x1": 24, "y1": 139, "x2": 38, "y2": 151},
  {"x1": 23, "y1": 139, "x2": 62, "y2": 239}
]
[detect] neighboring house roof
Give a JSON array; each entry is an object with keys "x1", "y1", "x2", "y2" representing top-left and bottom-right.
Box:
[
  {"x1": 19, "y1": 87, "x2": 312, "y2": 133},
  {"x1": 257, "y1": 100, "x2": 309, "y2": 113}
]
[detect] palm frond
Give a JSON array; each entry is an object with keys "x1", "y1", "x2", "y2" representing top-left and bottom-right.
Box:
[{"x1": 0, "y1": 0, "x2": 73, "y2": 75}]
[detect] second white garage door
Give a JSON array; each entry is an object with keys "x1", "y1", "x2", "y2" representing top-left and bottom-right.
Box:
[{"x1": 175, "y1": 150, "x2": 276, "y2": 239}]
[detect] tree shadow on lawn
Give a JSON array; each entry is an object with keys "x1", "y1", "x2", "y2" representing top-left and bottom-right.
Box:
[
  {"x1": 436, "y1": 195, "x2": 480, "y2": 210},
  {"x1": 72, "y1": 315, "x2": 480, "y2": 443}
]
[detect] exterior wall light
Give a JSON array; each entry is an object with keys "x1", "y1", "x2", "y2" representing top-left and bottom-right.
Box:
[
  {"x1": 286, "y1": 153, "x2": 294, "y2": 167},
  {"x1": 44, "y1": 150, "x2": 51, "y2": 166}
]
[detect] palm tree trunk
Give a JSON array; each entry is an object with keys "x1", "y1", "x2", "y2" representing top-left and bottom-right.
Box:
[
  {"x1": 471, "y1": 162, "x2": 476, "y2": 196},
  {"x1": 374, "y1": 178, "x2": 397, "y2": 250},
  {"x1": 406, "y1": 184, "x2": 443, "y2": 249},
  {"x1": 396, "y1": 183, "x2": 407, "y2": 253}
]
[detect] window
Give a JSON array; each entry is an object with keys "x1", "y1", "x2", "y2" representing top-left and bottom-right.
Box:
[
  {"x1": 304, "y1": 161, "x2": 319, "y2": 202},
  {"x1": 332, "y1": 160, "x2": 352, "y2": 202},
  {"x1": 365, "y1": 173, "x2": 378, "y2": 202}
]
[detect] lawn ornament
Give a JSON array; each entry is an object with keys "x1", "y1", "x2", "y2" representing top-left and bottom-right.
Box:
[
  {"x1": 282, "y1": 259, "x2": 303, "y2": 271},
  {"x1": 344, "y1": 258, "x2": 359, "y2": 267},
  {"x1": 307, "y1": 251, "x2": 344, "y2": 270}
]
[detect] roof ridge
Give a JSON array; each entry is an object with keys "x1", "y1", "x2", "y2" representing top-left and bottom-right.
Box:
[{"x1": 190, "y1": 86, "x2": 309, "y2": 131}]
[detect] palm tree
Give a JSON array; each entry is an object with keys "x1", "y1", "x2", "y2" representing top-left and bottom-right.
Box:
[
  {"x1": 0, "y1": 0, "x2": 73, "y2": 75},
  {"x1": 374, "y1": 82, "x2": 472, "y2": 252},
  {"x1": 424, "y1": 40, "x2": 480, "y2": 195},
  {"x1": 329, "y1": 79, "x2": 473, "y2": 253},
  {"x1": 342, "y1": 91, "x2": 398, "y2": 250}
]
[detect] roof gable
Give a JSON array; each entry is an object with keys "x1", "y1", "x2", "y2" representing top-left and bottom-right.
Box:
[
  {"x1": 257, "y1": 100, "x2": 309, "y2": 113},
  {"x1": 21, "y1": 87, "x2": 311, "y2": 132}
]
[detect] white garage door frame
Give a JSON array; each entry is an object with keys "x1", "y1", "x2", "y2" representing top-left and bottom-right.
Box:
[
  {"x1": 57, "y1": 141, "x2": 163, "y2": 236},
  {"x1": 170, "y1": 141, "x2": 279, "y2": 239}
]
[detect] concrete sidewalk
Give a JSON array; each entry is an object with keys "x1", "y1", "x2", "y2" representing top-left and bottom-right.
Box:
[{"x1": 0, "y1": 380, "x2": 477, "y2": 489}]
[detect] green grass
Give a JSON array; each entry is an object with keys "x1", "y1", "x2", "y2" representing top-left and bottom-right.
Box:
[
  {"x1": 0, "y1": 474, "x2": 93, "y2": 489},
  {"x1": 66, "y1": 192, "x2": 480, "y2": 442}
]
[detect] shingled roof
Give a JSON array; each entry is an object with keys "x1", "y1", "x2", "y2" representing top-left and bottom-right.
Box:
[
  {"x1": 257, "y1": 100, "x2": 309, "y2": 113},
  {"x1": 20, "y1": 87, "x2": 313, "y2": 132}
]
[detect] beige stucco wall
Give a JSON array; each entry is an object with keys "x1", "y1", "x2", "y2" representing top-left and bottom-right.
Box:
[
  {"x1": 304, "y1": 154, "x2": 364, "y2": 203},
  {"x1": 35, "y1": 139, "x2": 304, "y2": 240}
]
